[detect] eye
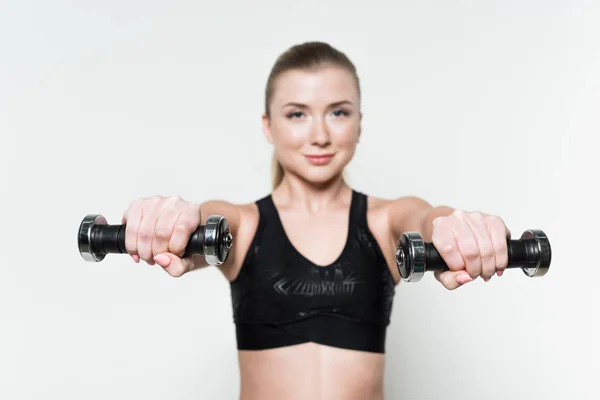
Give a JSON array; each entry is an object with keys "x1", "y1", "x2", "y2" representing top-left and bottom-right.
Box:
[
  {"x1": 287, "y1": 111, "x2": 305, "y2": 119},
  {"x1": 332, "y1": 109, "x2": 350, "y2": 117}
]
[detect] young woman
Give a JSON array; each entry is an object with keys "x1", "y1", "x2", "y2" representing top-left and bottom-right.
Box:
[{"x1": 121, "y1": 42, "x2": 511, "y2": 400}]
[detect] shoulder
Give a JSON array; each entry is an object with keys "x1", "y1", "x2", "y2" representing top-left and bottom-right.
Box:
[
  {"x1": 199, "y1": 197, "x2": 262, "y2": 225},
  {"x1": 362, "y1": 193, "x2": 433, "y2": 239},
  {"x1": 363, "y1": 193, "x2": 432, "y2": 216},
  {"x1": 206, "y1": 198, "x2": 261, "y2": 241},
  {"x1": 358, "y1": 194, "x2": 431, "y2": 284}
]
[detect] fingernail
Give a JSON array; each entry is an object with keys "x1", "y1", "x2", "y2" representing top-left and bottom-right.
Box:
[
  {"x1": 132, "y1": 255, "x2": 140, "y2": 263},
  {"x1": 457, "y1": 275, "x2": 473, "y2": 285},
  {"x1": 497, "y1": 270, "x2": 503, "y2": 277},
  {"x1": 153, "y1": 254, "x2": 170, "y2": 267}
]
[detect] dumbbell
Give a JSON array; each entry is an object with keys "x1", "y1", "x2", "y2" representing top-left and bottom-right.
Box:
[
  {"x1": 396, "y1": 229, "x2": 551, "y2": 282},
  {"x1": 78, "y1": 214, "x2": 233, "y2": 265}
]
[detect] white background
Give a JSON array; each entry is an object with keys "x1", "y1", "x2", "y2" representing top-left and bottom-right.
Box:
[{"x1": 1, "y1": 0, "x2": 599, "y2": 399}]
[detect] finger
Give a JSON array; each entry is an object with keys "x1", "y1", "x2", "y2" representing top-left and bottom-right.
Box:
[
  {"x1": 138, "y1": 200, "x2": 164, "y2": 264},
  {"x1": 453, "y1": 211, "x2": 482, "y2": 279},
  {"x1": 153, "y1": 253, "x2": 195, "y2": 278},
  {"x1": 432, "y1": 218, "x2": 465, "y2": 272},
  {"x1": 486, "y1": 215, "x2": 509, "y2": 276},
  {"x1": 123, "y1": 201, "x2": 143, "y2": 262},
  {"x1": 434, "y1": 270, "x2": 473, "y2": 290},
  {"x1": 465, "y1": 212, "x2": 496, "y2": 280},
  {"x1": 169, "y1": 205, "x2": 201, "y2": 257},
  {"x1": 153, "y1": 208, "x2": 182, "y2": 258}
]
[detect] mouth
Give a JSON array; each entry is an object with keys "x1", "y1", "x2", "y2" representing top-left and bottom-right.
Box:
[{"x1": 304, "y1": 153, "x2": 335, "y2": 165}]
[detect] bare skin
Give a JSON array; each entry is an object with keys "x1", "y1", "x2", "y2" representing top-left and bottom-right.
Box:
[
  {"x1": 146, "y1": 67, "x2": 433, "y2": 399},
  {"x1": 122, "y1": 65, "x2": 509, "y2": 399},
  {"x1": 199, "y1": 186, "x2": 406, "y2": 400}
]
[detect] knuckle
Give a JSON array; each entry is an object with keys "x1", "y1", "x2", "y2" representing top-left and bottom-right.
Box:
[
  {"x1": 149, "y1": 195, "x2": 164, "y2": 204},
  {"x1": 487, "y1": 214, "x2": 502, "y2": 224},
  {"x1": 436, "y1": 242, "x2": 455, "y2": 255},
  {"x1": 486, "y1": 215, "x2": 504, "y2": 225},
  {"x1": 186, "y1": 214, "x2": 201, "y2": 229},
  {"x1": 472, "y1": 211, "x2": 485, "y2": 219},
  {"x1": 461, "y1": 246, "x2": 480, "y2": 260},
  {"x1": 479, "y1": 245, "x2": 495, "y2": 260},
  {"x1": 138, "y1": 230, "x2": 152, "y2": 241},
  {"x1": 154, "y1": 226, "x2": 172, "y2": 240},
  {"x1": 174, "y1": 221, "x2": 193, "y2": 234},
  {"x1": 124, "y1": 201, "x2": 140, "y2": 217},
  {"x1": 452, "y1": 209, "x2": 466, "y2": 219},
  {"x1": 167, "y1": 195, "x2": 180, "y2": 205}
]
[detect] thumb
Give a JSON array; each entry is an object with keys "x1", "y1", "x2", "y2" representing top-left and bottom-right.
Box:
[
  {"x1": 153, "y1": 253, "x2": 194, "y2": 277},
  {"x1": 434, "y1": 270, "x2": 474, "y2": 290}
]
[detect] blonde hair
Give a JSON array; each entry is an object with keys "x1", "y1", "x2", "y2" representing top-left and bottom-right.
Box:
[
  {"x1": 271, "y1": 153, "x2": 285, "y2": 190},
  {"x1": 265, "y1": 42, "x2": 360, "y2": 189}
]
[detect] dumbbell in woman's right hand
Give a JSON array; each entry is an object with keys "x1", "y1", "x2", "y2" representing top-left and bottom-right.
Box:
[
  {"x1": 121, "y1": 195, "x2": 205, "y2": 277},
  {"x1": 396, "y1": 229, "x2": 551, "y2": 282}
]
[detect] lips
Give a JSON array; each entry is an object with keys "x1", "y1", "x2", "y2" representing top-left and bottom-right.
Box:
[{"x1": 305, "y1": 153, "x2": 334, "y2": 166}]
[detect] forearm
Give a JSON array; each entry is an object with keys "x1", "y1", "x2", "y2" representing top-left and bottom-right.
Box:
[
  {"x1": 388, "y1": 197, "x2": 455, "y2": 247},
  {"x1": 184, "y1": 200, "x2": 241, "y2": 274}
]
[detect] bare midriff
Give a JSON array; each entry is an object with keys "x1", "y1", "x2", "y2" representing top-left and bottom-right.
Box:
[{"x1": 237, "y1": 342, "x2": 385, "y2": 400}]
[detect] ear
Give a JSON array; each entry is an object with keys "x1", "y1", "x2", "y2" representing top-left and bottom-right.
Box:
[
  {"x1": 262, "y1": 114, "x2": 274, "y2": 144},
  {"x1": 357, "y1": 111, "x2": 363, "y2": 142}
]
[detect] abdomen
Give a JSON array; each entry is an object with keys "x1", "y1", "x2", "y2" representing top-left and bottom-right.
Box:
[{"x1": 238, "y1": 343, "x2": 385, "y2": 400}]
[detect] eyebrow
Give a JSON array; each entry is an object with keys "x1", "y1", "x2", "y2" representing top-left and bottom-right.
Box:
[{"x1": 282, "y1": 100, "x2": 354, "y2": 109}]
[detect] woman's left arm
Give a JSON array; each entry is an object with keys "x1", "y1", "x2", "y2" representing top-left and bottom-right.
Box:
[{"x1": 387, "y1": 197, "x2": 511, "y2": 290}]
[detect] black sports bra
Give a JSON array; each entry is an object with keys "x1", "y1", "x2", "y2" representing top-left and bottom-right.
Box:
[{"x1": 229, "y1": 189, "x2": 396, "y2": 353}]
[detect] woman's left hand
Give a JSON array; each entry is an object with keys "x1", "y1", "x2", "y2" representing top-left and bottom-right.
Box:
[{"x1": 431, "y1": 210, "x2": 511, "y2": 290}]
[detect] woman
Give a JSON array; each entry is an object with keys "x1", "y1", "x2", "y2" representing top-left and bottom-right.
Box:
[{"x1": 121, "y1": 42, "x2": 510, "y2": 400}]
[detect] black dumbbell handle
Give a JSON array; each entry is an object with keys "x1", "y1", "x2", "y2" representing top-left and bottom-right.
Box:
[
  {"x1": 89, "y1": 223, "x2": 205, "y2": 258},
  {"x1": 424, "y1": 238, "x2": 540, "y2": 272}
]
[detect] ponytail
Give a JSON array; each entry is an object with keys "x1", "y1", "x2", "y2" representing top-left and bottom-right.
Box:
[{"x1": 271, "y1": 153, "x2": 284, "y2": 189}]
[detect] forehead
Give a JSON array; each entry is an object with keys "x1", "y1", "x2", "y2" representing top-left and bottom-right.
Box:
[{"x1": 271, "y1": 67, "x2": 359, "y2": 106}]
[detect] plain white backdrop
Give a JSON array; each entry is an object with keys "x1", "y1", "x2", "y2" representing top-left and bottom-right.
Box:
[{"x1": 1, "y1": 0, "x2": 599, "y2": 399}]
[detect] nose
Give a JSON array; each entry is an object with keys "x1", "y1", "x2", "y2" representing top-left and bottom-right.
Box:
[{"x1": 309, "y1": 116, "x2": 331, "y2": 146}]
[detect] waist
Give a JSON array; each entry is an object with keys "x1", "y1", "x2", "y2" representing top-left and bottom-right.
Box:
[
  {"x1": 235, "y1": 314, "x2": 389, "y2": 353},
  {"x1": 238, "y1": 342, "x2": 385, "y2": 400}
]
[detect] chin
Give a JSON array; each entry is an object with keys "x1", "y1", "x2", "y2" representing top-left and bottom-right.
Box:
[{"x1": 301, "y1": 168, "x2": 344, "y2": 185}]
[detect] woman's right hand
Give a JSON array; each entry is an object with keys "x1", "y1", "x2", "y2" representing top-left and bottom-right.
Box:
[{"x1": 121, "y1": 195, "x2": 202, "y2": 277}]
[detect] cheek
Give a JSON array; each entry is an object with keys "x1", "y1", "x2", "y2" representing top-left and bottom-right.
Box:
[
  {"x1": 331, "y1": 122, "x2": 359, "y2": 148},
  {"x1": 272, "y1": 121, "x2": 308, "y2": 149}
]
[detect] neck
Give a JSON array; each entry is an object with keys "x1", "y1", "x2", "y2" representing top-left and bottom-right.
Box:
[{"x1": 273, "y1": 173, "x2": 351, "y2": 213}]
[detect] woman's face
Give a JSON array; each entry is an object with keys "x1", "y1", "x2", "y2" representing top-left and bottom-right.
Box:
[{"x1": 263, "y1": 66, "x2": 361, "y2": 185}]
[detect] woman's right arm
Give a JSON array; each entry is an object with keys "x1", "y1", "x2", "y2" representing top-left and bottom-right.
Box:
[
  {"x1": 122, "y1": 196, "x2": 258, "y2": 280},
  {"x1": 186, "y1": 200, "x2": 258, "y2": 281}
]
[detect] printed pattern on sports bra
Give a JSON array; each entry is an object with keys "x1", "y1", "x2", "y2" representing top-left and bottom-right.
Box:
[{"x1": 270, "y1": 265, "x2": 361, "y2": 297}]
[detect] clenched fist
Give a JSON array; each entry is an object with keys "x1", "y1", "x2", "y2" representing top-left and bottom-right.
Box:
[
  {"x1": 122, "y1": 195, "x2": 202, "y2": 277},
  {"x1": 431, "y1": 210, "x2": 511, "y2": 290}
]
